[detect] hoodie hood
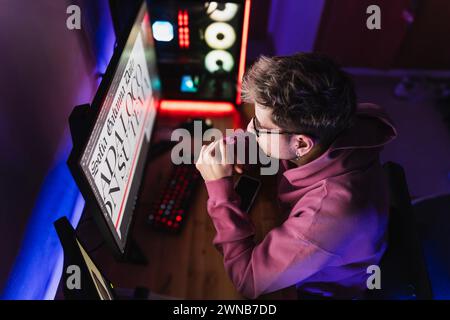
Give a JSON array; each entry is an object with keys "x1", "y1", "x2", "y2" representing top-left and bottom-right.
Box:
[
  {"x1": 330, "y1": 103, "x2": 398, "y2": 151},
  {"x1": 280, "y1": 103, "x2": 397, "y2": 189}
]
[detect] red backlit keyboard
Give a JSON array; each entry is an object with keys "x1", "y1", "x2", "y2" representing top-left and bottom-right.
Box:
[{"x1": 147, "y1": 163, "x2": 201, "y2": 232}]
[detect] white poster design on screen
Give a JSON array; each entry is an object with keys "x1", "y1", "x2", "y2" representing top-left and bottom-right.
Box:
[{"x1": 81, "y1": 32, "x2": 154, "y2": 239}]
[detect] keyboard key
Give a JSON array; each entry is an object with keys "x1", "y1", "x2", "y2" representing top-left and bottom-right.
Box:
[{"x1": 147, "y1": 164, "x2": 201, "y2": 232}]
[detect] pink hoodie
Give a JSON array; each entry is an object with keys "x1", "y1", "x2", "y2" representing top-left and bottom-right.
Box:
[{"x1": 205, "y1": 103, "x2": 397, "y2": 299}]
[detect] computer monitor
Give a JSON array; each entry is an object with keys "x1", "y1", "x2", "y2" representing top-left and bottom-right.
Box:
[
  {"x1": 54, "y1": 217, "x2": 116, "y2": 300},
  {"x1": 68, "y1": 1, "x2": 160, "y2": 258}
]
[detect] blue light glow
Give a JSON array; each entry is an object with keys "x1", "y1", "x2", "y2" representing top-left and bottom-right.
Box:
[
  {"x1": 1, "y1": 149, "x2": 85, "y2": 300},
  {"x1": 180, "y1": 75, "x2": 198, "y2": 93}
]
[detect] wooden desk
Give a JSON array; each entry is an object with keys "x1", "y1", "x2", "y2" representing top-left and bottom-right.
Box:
[{"x1": 80, "y1": 107, "x2": 297, "y2": 300}]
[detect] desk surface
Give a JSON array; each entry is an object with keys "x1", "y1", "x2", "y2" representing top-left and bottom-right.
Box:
[{"x1": 78, "y1": 106, "x2": 297, "y2": 300}]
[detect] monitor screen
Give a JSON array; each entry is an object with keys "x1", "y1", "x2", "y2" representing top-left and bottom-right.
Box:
[{"x1": 77, "y1": 2, "x2": 159, "y2": 254}]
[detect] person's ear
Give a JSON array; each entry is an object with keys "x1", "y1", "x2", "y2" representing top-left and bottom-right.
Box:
[{"x1": 294, "y1": 134, "x2": 315, "y2": 157}]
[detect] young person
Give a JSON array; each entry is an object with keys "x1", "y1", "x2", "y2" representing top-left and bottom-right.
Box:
[{"x1": 195, "y1": 53, "x2": 397, "y2": 299}]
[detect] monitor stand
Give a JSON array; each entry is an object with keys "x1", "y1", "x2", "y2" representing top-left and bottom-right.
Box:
[{"x1": 121, "y1": 237, "x2": 147, "y2": 265}]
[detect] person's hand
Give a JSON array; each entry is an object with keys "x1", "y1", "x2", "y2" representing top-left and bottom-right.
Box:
[{"x1": 196, "y1": 140, "x2": 233, "y2": 181}]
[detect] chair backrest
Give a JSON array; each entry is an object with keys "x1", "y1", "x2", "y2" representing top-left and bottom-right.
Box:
[
  {"x1": 413, "y1": 194, "x2": 450, "y2": 299},
  {"x1": 366, "y1": 162, "x2": 432, "y2": 299}
]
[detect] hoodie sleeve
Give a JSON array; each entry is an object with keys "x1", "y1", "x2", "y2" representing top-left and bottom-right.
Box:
[{"x1": 205, "y1": 177, "x2": 340, "y2": 299}]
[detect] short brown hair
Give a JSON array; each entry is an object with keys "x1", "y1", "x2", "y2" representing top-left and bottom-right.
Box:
[{"x1": 241, "y1": 53, "x2": 356, "y2": 144}]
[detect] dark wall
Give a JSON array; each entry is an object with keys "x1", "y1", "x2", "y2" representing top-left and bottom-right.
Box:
[
  {"x1": 246, "y1": 0, "x2": 274, "y2": 61},
  {"x1": 394, "y1": 0, "x2": 450, "y2": 69},
  {"x1": 314, "y1": 0, "x2": 450, "y2": 69},
  {"x1": 0, "y1": 0, "x2": 103, "y2": 291},
  {"x1": 314, "y1": 0, "x2": 411, "y2": 68},
  {"x1": 268, "y1": 0, "x2": 325, "y2": 56}
]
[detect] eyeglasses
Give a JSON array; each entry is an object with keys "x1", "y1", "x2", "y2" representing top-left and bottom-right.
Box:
[{"x1": 252, "y1": 116, "x2": 302, "y2": 138}]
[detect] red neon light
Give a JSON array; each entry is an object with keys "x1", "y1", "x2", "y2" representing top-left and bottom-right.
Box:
[
  {"x1": 178, "y1": 10, "x2": 190, "y2": 49},
  {"x1": 236, "y1": 0, "x2": 251, "y2": 105},
  {"x1": 159, "y1": 100, "x2": 235, "y2": 115},
  {"x1": 184, "y1": 11, "x2": 189, "y2": 25}
]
